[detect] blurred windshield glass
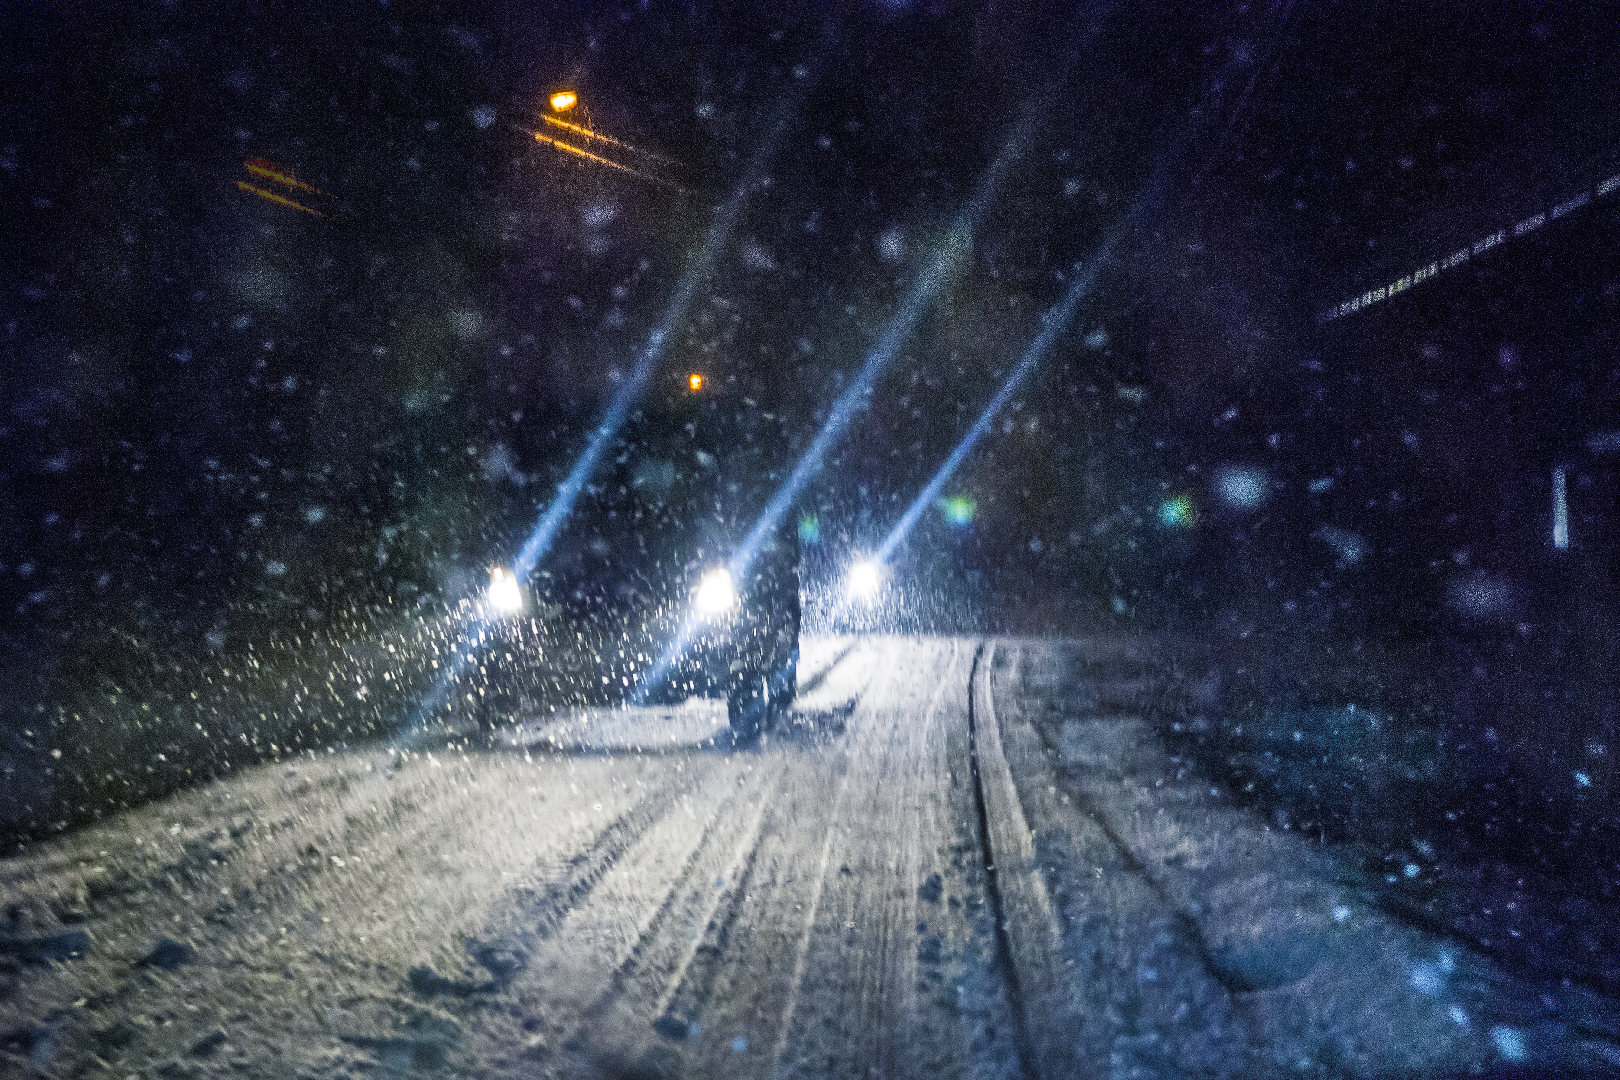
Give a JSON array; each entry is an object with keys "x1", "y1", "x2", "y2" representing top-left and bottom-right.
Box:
[{"x1": 3, "y1": 4, "x2": 1620, "y2": 1077}]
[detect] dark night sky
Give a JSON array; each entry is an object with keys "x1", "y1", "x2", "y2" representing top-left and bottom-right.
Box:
[{"x1": 5, "y1": 0, "x2": 1620, "y2": 685}]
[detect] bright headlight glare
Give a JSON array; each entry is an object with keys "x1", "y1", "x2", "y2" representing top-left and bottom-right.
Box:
[
  {"x1": 487, "y1": 567, "x2": 524, "y2": 614},
  {"x1": 847, "y1": 559, "x2": 883, "y2": 601},
  {"x1": 694, "y1": 567, "x2": 737, "y2": 615}
]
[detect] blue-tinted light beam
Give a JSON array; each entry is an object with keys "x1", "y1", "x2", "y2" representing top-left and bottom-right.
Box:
[
  {"x1": 393, "y1": 76, "x2": 810, "y2": 744},
  {"x1": 874, "y1": 258, "x2": 1109, "y2": 565},
  {"x1": 632, "y1": 114, "x2": 1035, "y2": 703},
  {"x1": 874, "y1": 162, "x2": 1166, "y2": 568}
]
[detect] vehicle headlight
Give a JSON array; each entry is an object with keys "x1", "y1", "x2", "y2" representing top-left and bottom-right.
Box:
[
  {"x1": 693, "y1": 567, "x2": 737, "y2": 615},
  {"x1": 486, "y1": 567, "x2": 524, "y2": 615},
  {"x1": 846, "y1": 559, "x2": 883, "y2": 601}
]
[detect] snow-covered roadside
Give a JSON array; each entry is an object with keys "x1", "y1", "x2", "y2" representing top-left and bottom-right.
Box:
[{"x1": 984, "y1": 639, "x2": 1620, "y2": 1076}]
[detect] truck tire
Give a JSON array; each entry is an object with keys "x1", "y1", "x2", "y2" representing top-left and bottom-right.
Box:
[
  {"x1": 767, "y1": 650, "x2": 797, "y2": 711},
  {"x1": 727, "y1": 670, "x2": 770, "y2": 743}
]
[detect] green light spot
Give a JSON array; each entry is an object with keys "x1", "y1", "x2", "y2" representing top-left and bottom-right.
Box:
[
  {"x1": 1158, "y1": 495, "x2": 1194, "y2": 528},
  {"x1": 940, "y1": 496, "x2": 976, "y2": 526},
  {"x1": 798, "y1": 514, "x2": 820, "y2": 543}
]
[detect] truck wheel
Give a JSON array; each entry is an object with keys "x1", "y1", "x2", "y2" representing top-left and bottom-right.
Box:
[
  {"x1": 727, "y1": 671, "x2": 770, "y2": 743},
  {"x1": 767, "y1": 652, "x2": 797, "y2": 711}
]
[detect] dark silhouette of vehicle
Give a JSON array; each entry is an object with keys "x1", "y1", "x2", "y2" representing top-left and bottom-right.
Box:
[{"x1": 521, "y1": 386, "x2": 800, "y2": 740}]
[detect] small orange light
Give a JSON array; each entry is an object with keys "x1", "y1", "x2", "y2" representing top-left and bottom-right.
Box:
[
  {"x1": 549, "y1": 90, "x2": 578, "y2": 112},
  {"x1": 687, "y1": 372, "x2": 705, "y2": 392}
]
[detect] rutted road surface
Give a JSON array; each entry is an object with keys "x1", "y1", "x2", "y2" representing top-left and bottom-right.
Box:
[{"x1": 4, "y1": 637, "x2": 1619, "y2": 1078}]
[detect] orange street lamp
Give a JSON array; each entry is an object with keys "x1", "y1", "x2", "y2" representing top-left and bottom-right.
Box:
[
  {"x1": 687, "y1": 372, "x2": 706, "y2": 392},
  {"x1": 549, "y1": 90, "x2": 578, "y2": 112}
]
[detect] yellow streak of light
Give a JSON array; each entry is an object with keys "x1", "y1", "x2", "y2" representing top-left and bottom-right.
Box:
[
  {"x1": 541, "y1": 113, "x2": 678, "y2": 166},
  {"x1": 531, "y1": 130, "x2": 681, "y2": 190},
  {"x1": 243, "y1": 158, "x2": 324, "y2": 196},
  {"x1": 235, "y1": 180, "x2": 328, "y2": 218}
]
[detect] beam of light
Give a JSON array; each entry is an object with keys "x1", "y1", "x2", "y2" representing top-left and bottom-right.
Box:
[
  {"x1": 392, "y1": 67, "x2": 813, "y2": 746},
  {"x1": 872, "y1": 250, "x2": 1114, "y2": 567},
  {"x1": 243, "y1": 157, "x2": 326, "y2": 196},
  {"x1": 530, "y1": 129, "x2": 684, "y2": 191},
  {"x1": 1553, "y1": 466, "x2": 1569, "y2": 550},
  {"x1": 235, "y1": 180, "x2": 328, "y2": 218},
  {"x1": 542, "y1": 113, "x2": 681, "y2": 167},
  {"x1": 864, "y1": 151, "x2": 1173, "y2": 571},
  {"x1": 1320, "y1": 170, "x2": 1620, "y2": 323},
  {"x1": 631, "y1": 112, "x2": 1035, "y2": 703}
]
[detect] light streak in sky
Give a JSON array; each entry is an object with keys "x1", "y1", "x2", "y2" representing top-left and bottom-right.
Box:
[
  {"x1": 394, "y1": 66, "x2": 813, "y2": 742},
  {"x1": 1552, "y1": 466, "x2": 1569, "y2": 550},
  {"x1": 530, "y1": 129, "x2": 682, "y2": 190},
  {"x1": 235, "y1": 158, "x2": 330, "y2": 217},
  {"x1": 631, "y1": 111, "x2": 1036, "y2": 703},
  {"x1": 868, "y1": 161, "x2": 1168, "y2": 570},
  {"x1": 235, "y1": 180, "x2": 327, "y2": 218},
  {"x1": 243, "y1": 157, "x2": 326, "y2": 196},
  {"x1": 542, "y1": 113, "x2": 681, "y2": 167},
  {"x1": 1320, "y1": 170, "x2": 1620, "y2": 323},
  {"x1": 873, "y1": 240, "x2": 1120, "y2": 567}
]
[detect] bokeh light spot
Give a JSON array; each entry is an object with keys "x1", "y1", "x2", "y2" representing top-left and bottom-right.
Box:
[
  {"x1": 1158, "y1": 494, "x2": 1194, "y2": 528},
  {"x1": 1213, "y1": 466, "x2": 1269, "y2": 509},
  {"x1": 940, "y1": 495, "x2": 976, "y2": 526}
]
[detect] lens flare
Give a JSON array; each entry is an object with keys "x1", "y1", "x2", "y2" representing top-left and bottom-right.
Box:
[
  {"x1": 694, "y1": 567, "x2": 737, "y2": 615},
  {"x1": 846, "y1": 560, "x2": 883, "y2": 601},
  {"x1": 234, "y1": 159, "x2": 331, "y2": 218},
  {"x1": 485, "y1": 567, "x2": 524, "y2": 614},
  {"x1": 940, "y1": 496, "x2": 976, "y2": 526},
  {"x1": 1157, "y1": 495, "x2": 1194, "y2": 528}
]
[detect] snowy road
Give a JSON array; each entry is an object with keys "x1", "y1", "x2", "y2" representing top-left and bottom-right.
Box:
[{"x1": 4, "y1": 637, "x2": 1620, "y2": 1078}]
